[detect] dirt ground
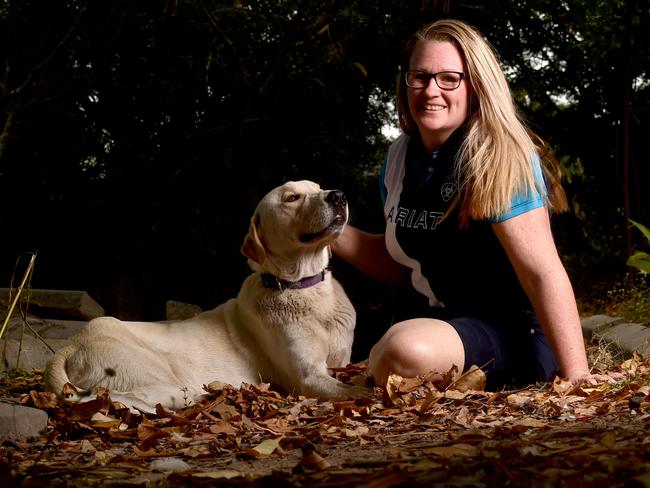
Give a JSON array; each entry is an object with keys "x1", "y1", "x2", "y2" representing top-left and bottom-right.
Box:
[{"x1": 2, "y1": 357, "x2": 650, "y2": 487}]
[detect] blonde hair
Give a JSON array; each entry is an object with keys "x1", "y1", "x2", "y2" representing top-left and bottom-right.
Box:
[{"x1": 396, "y1": 19, "x2": 567, "y2": 226}]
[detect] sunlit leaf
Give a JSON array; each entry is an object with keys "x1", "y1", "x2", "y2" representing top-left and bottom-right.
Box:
[
  {"x1": 630, "y1": 220, "x2": 650, "y2": 242},
  {"x1": 252, "y1": 437, "x2": 282, "y2": 455},
  {"x1": 449, "y1": 365, "x2": 486, "y2": 392},
  {"x1": 627, "y1": 252, "x2": 650, "y2": 273}
]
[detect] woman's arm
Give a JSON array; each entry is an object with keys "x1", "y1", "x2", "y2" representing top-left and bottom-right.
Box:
[
  {"x1": 491, "y1": 207, "x2": 592, "y2": 382},
  {"x1": 332, "y1": 225, "x2": 412, "y2": 288}
]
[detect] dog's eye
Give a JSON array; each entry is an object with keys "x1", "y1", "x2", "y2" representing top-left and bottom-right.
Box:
[{"x1": 284, "y1": 194, "x2": 300, "y2": 203}]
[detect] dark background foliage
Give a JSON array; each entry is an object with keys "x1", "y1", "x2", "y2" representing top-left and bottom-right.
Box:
[{"x1": 1, "y1": 0, "x2": 648, "y2": 358}]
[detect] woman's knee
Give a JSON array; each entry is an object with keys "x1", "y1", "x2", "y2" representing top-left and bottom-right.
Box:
[{"x1": 368, "y1": 319, "x2": 465, "y2": 386}]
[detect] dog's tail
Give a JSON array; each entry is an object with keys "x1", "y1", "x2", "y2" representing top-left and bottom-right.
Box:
[{"x1": 44, "y1": 344, "x2": 87, "y2": 399}]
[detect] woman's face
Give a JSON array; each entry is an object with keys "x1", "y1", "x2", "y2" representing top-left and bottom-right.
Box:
[{"x1": 407, "y1": 40, "x2": 470, "y2": 152}]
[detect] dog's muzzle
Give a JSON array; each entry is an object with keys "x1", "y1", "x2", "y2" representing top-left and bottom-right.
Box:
[
  {"x1": 298, "y1": 190, "x2": 347, "y2": 243},
  {"x1": 325, "y1": 190, "x2": 346, "y2": 212}
]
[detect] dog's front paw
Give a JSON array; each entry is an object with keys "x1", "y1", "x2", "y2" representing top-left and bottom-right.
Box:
[
  {"x1": 345, "y1": 384, "x2": 376, "y2": 399},
  {"x1": 324, "y1": 383, "x2": 376, "y2": 401}
]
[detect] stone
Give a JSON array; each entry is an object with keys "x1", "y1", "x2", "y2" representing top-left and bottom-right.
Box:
[
  {"x1": 2, "y1": 315, "x2": 88, "y2": 341},
  {"x1": 597, "y1": 323, "x2": 650, "y2": 357},
  {"x1": 0, "y1": 403, "x2": 48, "y2": 441},
  {"x1": 0, "y1": 289, "x2": 104, "y2": 320},
  {"x1": 1, "y1": 337, "x2": 71, "y2": 372},
  {"x1": 580, "y1": 315, "x2": 624, "y2": 339},
  {"x1": 1, "y1": 315, "x2": 88, "y2": 371},
  {"x1": 165, "y1": 300, "x2": 202, "y2": 321},
  {"x1": 150, "y1": 457, "x2": 191, "y2": 472}
]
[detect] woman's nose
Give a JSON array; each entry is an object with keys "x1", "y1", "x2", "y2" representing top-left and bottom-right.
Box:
[{"x1": 423, "y1": 77, "x2": 441, "y2": 96}]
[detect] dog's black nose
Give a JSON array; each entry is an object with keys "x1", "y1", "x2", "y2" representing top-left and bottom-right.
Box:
[{"x1": 325, "y1": 190, "x2": 346, "y2": 205}]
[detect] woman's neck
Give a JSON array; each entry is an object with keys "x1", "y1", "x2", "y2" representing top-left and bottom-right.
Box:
[{"x1": 421, "y1": 131, "x2": 453, "y2": 154}]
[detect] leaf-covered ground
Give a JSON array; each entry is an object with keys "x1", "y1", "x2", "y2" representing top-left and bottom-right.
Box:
[{"x1": 2, "y1": 356, "x2": 650, "y2": 487}]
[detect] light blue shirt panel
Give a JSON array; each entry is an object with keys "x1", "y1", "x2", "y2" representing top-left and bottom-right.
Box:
[
  {"x1": 490, "y1": 153, "x2": 547, "y2": 223},
  {"x1": 379, "y1": 148, "x2": 546, "y2": 222}
]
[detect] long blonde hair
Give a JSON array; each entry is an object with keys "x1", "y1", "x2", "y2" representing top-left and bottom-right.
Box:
[{"x1": 396, "y1": 19, "x2": 567, "y2": 226}]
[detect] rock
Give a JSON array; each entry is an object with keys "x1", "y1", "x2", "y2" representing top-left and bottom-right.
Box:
[
  {"x1": 597, "y1": 323, "x2": 650, "y2": 357},
  {"x1": 0, "y1": 289, "x2": 104, "y2": 320},
  {"x1": 150, "y1": 457, "x2": 191, "y2": 472},
  {"x1": 2, "y1": 315, "x2": 88, "y2": 341},
  {"x1": 165, "y1": 300, "x2": 202, "y2": 321},
  {"x1": 0, "y1": 403, "x2": 48, "y2": 441},
  {"x1": 1, "y1": 337, "x2": 71, "y2": 372},
  {"x1": 580, "y1": 315, "x2": 624, "y2": 339},
  {"x1": 1, "y1": 316, "x2": 88, "y2": 372}
]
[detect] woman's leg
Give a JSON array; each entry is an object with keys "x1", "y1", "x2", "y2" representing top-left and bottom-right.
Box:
[
  {"x1": 368, "y1": 313, "x2": 560, "y2": 390},
  {"x1": 367, "y1": 318, "x2": 465, "y2": 387}
]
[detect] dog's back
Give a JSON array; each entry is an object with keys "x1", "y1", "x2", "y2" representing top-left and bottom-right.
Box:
[{"x1": 44, "y1": 300, "x2": 263, "y2": 408}]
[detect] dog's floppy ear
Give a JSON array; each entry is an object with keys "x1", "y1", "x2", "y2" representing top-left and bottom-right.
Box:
[{"x1": 241, "y1": 213, "x2": 266, "y2": 265}]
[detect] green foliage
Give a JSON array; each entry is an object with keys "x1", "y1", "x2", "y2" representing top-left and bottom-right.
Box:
[
  {"x1": 627, "y1": 221, "x2": 650, "y2": 274},
  {"x1": 577, "y1": 272, "x2": 650, "y2": 325}
]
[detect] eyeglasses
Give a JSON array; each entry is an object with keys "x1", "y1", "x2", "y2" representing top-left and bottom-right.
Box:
[{"x1": 404, "y1": 70, "x2": 465, "y2": 90}]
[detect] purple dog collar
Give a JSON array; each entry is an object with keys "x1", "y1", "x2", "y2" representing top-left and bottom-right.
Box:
[{"x1": 260, "y1": 269, "x2": 328, "y2": 291}]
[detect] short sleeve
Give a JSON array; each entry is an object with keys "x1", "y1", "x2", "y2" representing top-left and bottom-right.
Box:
[{"x1": 490, "y1": 153, "x2": 546, "y2": 223}]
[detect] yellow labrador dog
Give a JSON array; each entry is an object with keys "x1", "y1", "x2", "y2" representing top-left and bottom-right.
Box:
[{"x1": 45, "y1": 180, "x2": 366, "y2": 412}]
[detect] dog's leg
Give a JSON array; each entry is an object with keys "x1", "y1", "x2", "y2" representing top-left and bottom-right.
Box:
[
  {"x1": 301, "y1": 371, "x2": 370, "y2": 400},
  {"x1": 106, "y1": 384, "x2": 206, "y2": 413},
  {"x1": 282, "y1": 342, "x2": 370, "y2": 399}
]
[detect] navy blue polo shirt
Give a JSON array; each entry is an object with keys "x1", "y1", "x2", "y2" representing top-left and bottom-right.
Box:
[{"x1": 380, "y1": 130, "x2": 546, "y2": 319}]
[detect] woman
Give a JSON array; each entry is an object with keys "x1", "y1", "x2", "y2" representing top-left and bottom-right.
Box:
[{"x1": 333, "y1": 19, "x2": 603, "y2": 389}]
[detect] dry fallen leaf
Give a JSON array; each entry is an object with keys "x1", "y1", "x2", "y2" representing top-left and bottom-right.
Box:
[
  {"x1": 294, "y1": 443, "x2": 331, "y2": 472},
  {"x1": 252, "y1": 437, "x2": 283, "y2": 456},
  {"x1": 384, "y1": 373, "x2": 405, "y2": 406},
  {"x1": 449, "y1": 365, "x2": 486, "y2": 392},
  {"x1": 418, "y1": 389, "x2": 443, "y2": 413},
  {"x1": 6, "y1": 357, "x2": 650, "y2": 486},
  {"x1": 190, "y1": 470, "x2": 246, "y2": 479},
  {"x1": 552, "y1": 377, "x2": 575, "y2": 396},
  {"x1": 421, "y1": 443, "x2": 478, "y2": 457}
]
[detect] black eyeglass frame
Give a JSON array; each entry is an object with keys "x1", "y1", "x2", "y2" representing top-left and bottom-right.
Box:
[{"x1": 404, "y1": 70, "x2": 465, "y2": 90}]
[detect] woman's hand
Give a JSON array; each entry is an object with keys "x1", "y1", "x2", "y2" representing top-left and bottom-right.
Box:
[{"x1": 568, "y1": 371, "x2": 625, "y2": 386}]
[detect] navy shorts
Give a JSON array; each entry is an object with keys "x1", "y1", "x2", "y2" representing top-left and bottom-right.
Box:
[
  {"x1": 448, "y1": 313, "x2": 559, "y2": 390},
  {"x1": 391, "y1": 299, "x2": 559, "y2": 390}
]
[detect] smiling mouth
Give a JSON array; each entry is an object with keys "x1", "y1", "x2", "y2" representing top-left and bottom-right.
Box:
[
  {"x1": 299, "y1": 215, "x2": 346, "y2": 243},
  {"x1": 424, "y1": 104, "x2": 446, "y2": 111}
]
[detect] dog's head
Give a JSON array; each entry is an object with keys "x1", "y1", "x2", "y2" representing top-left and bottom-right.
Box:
[{"x1": 241, "y1": 180, "x2": 348, "y2": 280}]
